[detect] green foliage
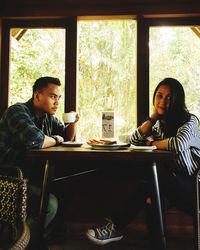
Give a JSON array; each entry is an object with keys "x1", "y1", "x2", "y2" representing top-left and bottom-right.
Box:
[
  {"x1": 10, "y1": 29, "x2": 65, "y2": 120},
  {"x1": 10, "y1": 24, "x2": 200, "y2": 142},
  {"x1": 150, "y1": 27, "x2": 200, "y2": 117},
  {"x1": 77, "y1": 20, "x2": 137, "y2": 140}
]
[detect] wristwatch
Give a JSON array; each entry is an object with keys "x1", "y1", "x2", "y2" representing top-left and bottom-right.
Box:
[{"x1": 51, "y1": 135, "x2": 60, "y2": 145}]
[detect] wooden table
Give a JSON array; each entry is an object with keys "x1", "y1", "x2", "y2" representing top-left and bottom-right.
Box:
[{"x1": 26, "y1": 145, "x2": 174, "y2": 249}]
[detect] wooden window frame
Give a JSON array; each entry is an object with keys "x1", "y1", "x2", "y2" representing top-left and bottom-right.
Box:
[
  {"x1": 1, "y1": 16, "x2": 200, "y2": 126},
  {"x1": 137, "y1": 16, "x2": 200, "y2": 125},
  {"x1": 0, "y1": 18, "x2": 77, "y2": 116}
]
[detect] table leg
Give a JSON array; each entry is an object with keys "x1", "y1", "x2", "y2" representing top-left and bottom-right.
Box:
[
  {"x1": 38, "y1": 160, "x2": 53, "y2": 234},
  {"x1": 151, "y1": 161, "x2": 166, "y2": 250}
]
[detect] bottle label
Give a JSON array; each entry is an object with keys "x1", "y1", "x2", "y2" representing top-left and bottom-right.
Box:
[{"x1": 102, "y1": 111, "x2": 114, "y2": 138}]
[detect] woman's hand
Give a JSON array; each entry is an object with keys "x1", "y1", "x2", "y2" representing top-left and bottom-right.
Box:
[
  {"x1": 150, "y1": 107, "x2": 160, "y2": 121},
  {"x1": 139, "y1": 108, "x2": 159, "y2": 135}
]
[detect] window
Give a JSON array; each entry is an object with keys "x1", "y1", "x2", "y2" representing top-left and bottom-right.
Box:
[
  {"x1": 150, "y1": 26, "x2": 200, "y2": 118},
  {"x1": 10, "y1": 28, "x2": 65, "y2": 120},
  {"x1": 2, "y1": 17, "x2": 200, "y2": 142},
  {"x1": 77, "y1": 19, "x2": 137, "y2": 141}
]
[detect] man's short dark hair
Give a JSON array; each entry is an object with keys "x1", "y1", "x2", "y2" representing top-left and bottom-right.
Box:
[{"x1": 32, "y1": 76, "x2": 61, "y2": 95}]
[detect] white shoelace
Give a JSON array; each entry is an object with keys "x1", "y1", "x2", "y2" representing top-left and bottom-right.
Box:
[{"x1": 96, "y1": 219, "x2": 115, "y2": 238}]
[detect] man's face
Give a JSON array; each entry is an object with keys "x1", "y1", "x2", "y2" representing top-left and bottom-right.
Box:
[{"x1": 35, "y1": 83, "x2": 62, "y2": 115}]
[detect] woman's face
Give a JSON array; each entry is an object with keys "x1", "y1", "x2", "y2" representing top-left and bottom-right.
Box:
[{"x1": 154, "y1": 84, "x2": 171, "y2": 116}]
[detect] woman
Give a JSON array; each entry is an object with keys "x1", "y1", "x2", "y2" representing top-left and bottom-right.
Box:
[{"x1": 86, "y1": 77, "x2": 200, "y2": 246}]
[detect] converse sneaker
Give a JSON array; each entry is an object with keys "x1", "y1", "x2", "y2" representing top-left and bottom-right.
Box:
[{"x1": 86, "y1": 218, "x2": 123, "y2": 245}]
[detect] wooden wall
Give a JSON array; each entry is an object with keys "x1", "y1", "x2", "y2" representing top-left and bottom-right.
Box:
[{"x1": 1, "y1": 0, "x2": 200, "y2": 18}]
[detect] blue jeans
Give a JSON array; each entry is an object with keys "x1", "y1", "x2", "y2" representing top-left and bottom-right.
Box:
[{"x1": 27, "y1": 185, "x2": 58, "y2": 248}]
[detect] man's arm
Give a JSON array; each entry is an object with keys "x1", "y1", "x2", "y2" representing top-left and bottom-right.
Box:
[{"x1": 42, "y1": 135, "x2": 64, "y2": 148}]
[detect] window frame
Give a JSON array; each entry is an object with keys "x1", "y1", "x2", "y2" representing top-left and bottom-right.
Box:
[
  {"x1": 0, "y1": 17, "x2": 77, "y2": 116},
  {"x1": 137, "y1": 16, "x2": 200, "y2": 125},
  {"x1": 0, "y1": 16, "x2": 200, "y2": 126}
]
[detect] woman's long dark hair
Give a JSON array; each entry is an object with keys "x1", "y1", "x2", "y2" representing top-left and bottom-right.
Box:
[{"x1": 152, "y1": 77, "x2": 190, "y2": 137}]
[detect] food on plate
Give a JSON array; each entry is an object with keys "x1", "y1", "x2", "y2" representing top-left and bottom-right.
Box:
[{"x1": 87, "y1": 139, "x2": 117, "y2": 145}]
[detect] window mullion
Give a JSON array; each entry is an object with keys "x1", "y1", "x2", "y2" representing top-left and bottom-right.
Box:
[{"x1": 137, "y1": 19, "x2": 150, "y2": 126}]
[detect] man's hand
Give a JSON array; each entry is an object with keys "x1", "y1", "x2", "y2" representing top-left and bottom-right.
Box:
[
  {"x1": 74, "y1": 113, "x2": 80, "y2": 123},
  {"x1": 51, "y1": 135, "x2": 64, "y2": 145},
  {"x1": 42, "y1": 135, "x2": 64, "y2": 148}
]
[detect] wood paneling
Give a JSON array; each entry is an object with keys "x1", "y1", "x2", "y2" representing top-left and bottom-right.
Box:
[
  {"x1": 1, "y1": 0, "x2": 200, "y2": 18},
  {"x1": 2, "y1": 0, "x2": 199, "y2": 6}
]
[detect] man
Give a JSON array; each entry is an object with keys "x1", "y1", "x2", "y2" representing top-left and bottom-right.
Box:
[{"x1": 0, "y1": 76, "x2": 79, "y2": 249}]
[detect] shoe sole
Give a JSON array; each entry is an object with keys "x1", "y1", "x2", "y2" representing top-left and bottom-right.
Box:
[{"x1": 86, "y1": 232, "x2": 123, "y2": 245}]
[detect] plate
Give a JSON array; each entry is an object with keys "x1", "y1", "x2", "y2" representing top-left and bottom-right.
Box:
[
  {"x1": 130, "y1": 145, "x2": 157, "y2": 151},
  {"x1": 89, "y1": 143, "x2": 130, "y2": 150},
  {"x1": 61, "y1": 141, "x2": 83, "y2": 147}
]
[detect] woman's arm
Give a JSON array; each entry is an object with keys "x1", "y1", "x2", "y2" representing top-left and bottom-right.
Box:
[
  {"x1": 168, "y1": 115, "x2": 199, "y2": 153},
  {"x1": 130, "y1": 111, "x2": 159, "y2": 145},
  {"x1": 151, "y1": 138, "x2": 169, "y2": 150},
  {"x1": 153, "y1": 115, "x2": 199, "y2": 152}
]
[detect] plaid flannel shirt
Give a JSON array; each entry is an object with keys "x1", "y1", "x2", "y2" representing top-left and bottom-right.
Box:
[{"x1": 0, "y1": 98, "x2": 66, "y2": 166}]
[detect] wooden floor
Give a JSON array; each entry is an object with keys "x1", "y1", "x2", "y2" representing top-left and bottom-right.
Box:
[
  {"x1": 47, "y1": 223, "x2": 194, "y2": 250},
  {"x1": 48, "y1": 236, "x2": 193, "y2": 250}
]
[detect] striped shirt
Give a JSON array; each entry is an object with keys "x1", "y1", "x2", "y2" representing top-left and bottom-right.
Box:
[
  {"x1": 0, "y1": 99, "x2": 66, "y2": 166},
  {"x1": 130, "y1": 114, "x2": 200, "y2": 176}
]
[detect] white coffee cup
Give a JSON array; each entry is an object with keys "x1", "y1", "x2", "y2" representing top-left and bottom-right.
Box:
[{"x1": 63, "y1": 112, "x2": 76, "y2": 123}]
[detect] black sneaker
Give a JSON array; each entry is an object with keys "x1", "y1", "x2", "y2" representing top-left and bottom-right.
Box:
[{"x1": 86, "y1": 218, "x2": 123, "y2": 245}]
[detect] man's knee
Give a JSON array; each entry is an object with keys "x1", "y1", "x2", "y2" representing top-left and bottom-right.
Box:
[{"x1": 46, "y1": 193, "x2": 58, "y2": 227}]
